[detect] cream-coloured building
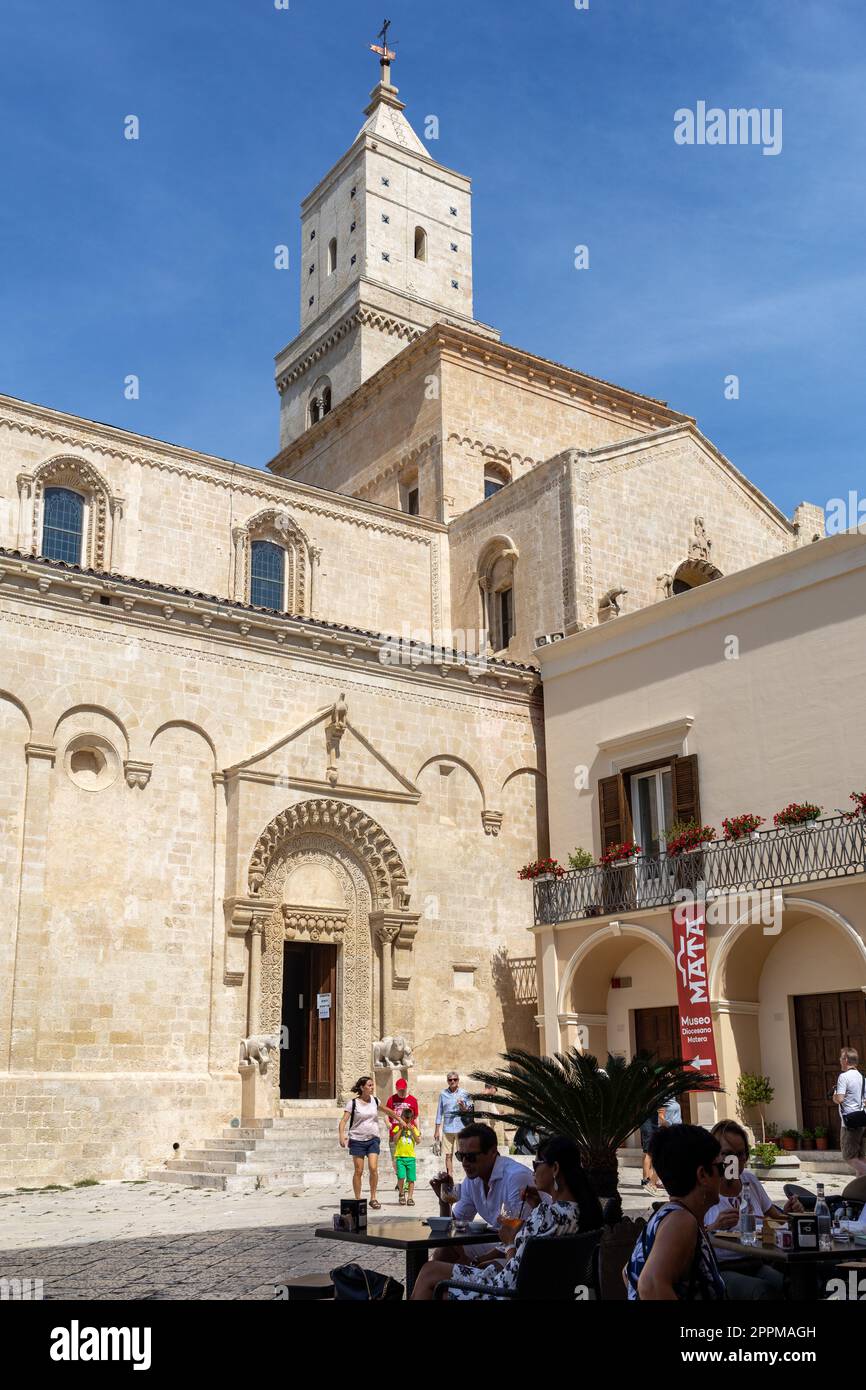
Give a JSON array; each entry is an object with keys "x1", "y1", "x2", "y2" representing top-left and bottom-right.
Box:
[
  {"x1": 0, "y1": 56, "x2": 835, "y2": 1186},
  {"x1": 535, "y1": 529, "x2": 866, "y2": 1145}
]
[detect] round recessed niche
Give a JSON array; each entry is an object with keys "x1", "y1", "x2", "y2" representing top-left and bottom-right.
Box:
[{"x1": 64, "y1": 734, "x2": 120, "y2": 792}]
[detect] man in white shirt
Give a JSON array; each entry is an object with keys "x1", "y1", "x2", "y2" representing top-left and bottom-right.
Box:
[
  {"x1": 704, "y1": 1120, "x2": 802, "y2": 1299},
  {"x1": 833, "y1": 1048, "x2": 866, "y2": 1177},
  {"x1": 429, "y1": 1122, "x2": 533, "y2": 1265}
]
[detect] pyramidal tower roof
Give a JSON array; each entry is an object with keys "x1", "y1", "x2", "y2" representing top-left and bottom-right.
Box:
[
  {"x1": 356, "y1": 82, "x2": 430, "y2": 158},
  {"x1": 355, "y1": 47, "x2": 430, "y2": 159}
]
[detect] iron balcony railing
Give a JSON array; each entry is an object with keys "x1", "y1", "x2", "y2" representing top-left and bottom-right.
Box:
[{"x1": 533, "y1": 814, "x2": 866, "y2": 927}]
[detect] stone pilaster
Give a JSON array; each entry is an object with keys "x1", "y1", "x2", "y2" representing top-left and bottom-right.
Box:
[{"x1": 8, "y1": 743, "x2": 56, "y2": 1069}]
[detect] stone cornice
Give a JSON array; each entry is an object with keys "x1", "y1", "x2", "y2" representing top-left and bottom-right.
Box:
[
  {"x1": 275, "y1": 305, "x2": 425, "y2": 395},
  {"x1": 537, "y1": 529, "x2": 866, "y2": 681},
  {"x1": 0, "y1": 394, "x2": 447, "y2": 542},
  {"x1": 0, "y1": 550, "x2": 540, "y2": 699},
  {"x1": 267, "y1": 321, "x2": 688, "y2": 479},
  {"x1": 571, "y1": 423, "x2": 794, "y2": 535}
]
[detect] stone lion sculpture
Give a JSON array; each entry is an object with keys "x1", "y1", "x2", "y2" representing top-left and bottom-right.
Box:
[
  {"x1": 372, "y1": 1036, "x2": 415, "y2": 1070},
  {"x1": 239, "y1": 1033, "x2": 280, "y2": 1075}
]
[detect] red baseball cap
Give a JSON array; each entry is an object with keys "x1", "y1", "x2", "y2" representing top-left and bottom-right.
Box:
[{"x1": 395, "y1": 1078, "x2": 408, "y2": 1089}]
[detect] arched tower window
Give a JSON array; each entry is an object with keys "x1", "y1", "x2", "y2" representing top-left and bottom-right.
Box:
[
  {"x1": 327, "y1": 237, "x2": 337, "y2": 275},
  {"x1": 308, "y1": 376, "x2": 333, "y2": 428},
  {"x1": 414, "y1": 226, "x2": 428, "y2": 262},
  {"x1": 42, "y1": 487, "x2": 85, "y2": 565},
  {"x1": 250, "y1": 540, "x2": 286, "y2": 612},
  {"x1": 483, "y1": 462, "x2": 510, "y2": 500}
]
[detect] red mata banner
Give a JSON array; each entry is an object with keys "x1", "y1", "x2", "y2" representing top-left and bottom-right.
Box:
[{"x1": 672, "y1": 900, "x2": 719, "y2": 1081}]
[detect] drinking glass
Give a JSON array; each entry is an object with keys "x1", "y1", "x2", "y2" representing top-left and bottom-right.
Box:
[{"x1": 499, "y1": 1198, "x2": 525, "y2": 1240}]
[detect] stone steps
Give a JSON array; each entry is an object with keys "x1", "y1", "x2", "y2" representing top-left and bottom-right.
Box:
[{"x1": 149, "y1": 1101, "x2": 353, "y2": 1192}]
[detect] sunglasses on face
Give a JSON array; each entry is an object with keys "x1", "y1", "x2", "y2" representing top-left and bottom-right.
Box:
[
  {"x1": 455, "y1": 1151, "x2": 480, "y2": 1164},
  {"x1": 531, "y1": 1158, "x2": 549, "y2": 1171}
]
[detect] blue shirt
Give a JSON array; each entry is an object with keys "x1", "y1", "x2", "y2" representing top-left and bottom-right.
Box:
[{"x1": 435, "y1": 1087, "x2": 471, "y2": 1133}]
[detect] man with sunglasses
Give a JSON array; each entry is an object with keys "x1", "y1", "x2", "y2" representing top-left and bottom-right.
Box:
[{"x1": 429, "y1": 1122, "x2": 534, "y2": 1266}]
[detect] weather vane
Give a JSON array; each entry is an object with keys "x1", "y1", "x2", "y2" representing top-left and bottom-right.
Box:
[{"x1": 370, "y1": 18, "x2": 396, "y2": 81}]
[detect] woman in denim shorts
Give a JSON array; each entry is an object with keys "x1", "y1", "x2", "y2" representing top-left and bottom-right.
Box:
[{"x1": 339, "y1": 1076, "x2": 402, "y2": 1209}]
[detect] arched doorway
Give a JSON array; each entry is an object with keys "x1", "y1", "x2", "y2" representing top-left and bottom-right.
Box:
[
  {"x1": 246, "y1": 799, "x2": 414, "y2": 1099},
  {"x1": 710, "y1": 896, "x2": 866, "y2": 1142}
]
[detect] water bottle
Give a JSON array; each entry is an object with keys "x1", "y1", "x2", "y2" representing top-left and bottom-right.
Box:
[
  {"x1": 815, "y1": 1184, "x2": 832, "y2": 1251},
  {"x1": 738, "y1": 1185, "x2": 757, "y2": 1246}
]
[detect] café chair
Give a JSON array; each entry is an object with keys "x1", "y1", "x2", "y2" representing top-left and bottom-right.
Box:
[{"x1": 433, "y1": 1229, "x2": 602, "y2": 1301}]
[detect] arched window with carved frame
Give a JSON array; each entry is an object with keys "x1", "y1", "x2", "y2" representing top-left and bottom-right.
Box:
[
  {"x1": 235, "y1": 509, "x2": 312, "y2": 614},
  {"x1": 27, "y1": 456, "x2": 120, "y2": 571},
  {"x1": 478, "y1": 535, "x2": 519, "y2": 654}
]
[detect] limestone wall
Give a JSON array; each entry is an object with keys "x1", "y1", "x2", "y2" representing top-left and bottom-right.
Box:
[
  {"x1": 0, "y1": 573, "x2": 543, "y2": 1186},
  {"x1": 0, "y1": 396, "x2": 441, "y2": 639}
]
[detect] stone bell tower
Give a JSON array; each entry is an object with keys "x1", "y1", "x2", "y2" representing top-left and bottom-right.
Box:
[{"x1": 273, "y1": 28, "x2": 498, "y2": 449}]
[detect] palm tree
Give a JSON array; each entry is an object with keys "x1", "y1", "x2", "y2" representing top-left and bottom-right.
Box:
[{"x1": 470, "y1": 1048, "x2": 719, "y2": 1215}]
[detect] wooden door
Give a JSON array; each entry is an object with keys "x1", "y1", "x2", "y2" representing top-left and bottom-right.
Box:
[
  {"x1": 635, "y1": 1004, "x2": 693, "y2": 1124},
  {"x1": 795, "y1": 991, "x2": 866, "y2": 1144},
  {"x1": 280, "y1": 944, "x2": 307, "y2": 1100},
  {"x1": 303, "y1": 945, "x2": 337, "y2": 1099}
]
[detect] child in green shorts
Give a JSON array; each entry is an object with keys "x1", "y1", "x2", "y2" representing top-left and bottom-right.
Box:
[{"x1": 392, "y1": 1106, "x2": 421, "y2": 1206}]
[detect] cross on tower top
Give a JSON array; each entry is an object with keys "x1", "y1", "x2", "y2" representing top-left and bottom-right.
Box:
[{"x1": 370, "y1": 18, "x2": 396, "y2": 85}]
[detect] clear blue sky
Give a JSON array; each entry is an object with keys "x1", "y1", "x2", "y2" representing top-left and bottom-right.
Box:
[{"x1": 1, "y1": 0, "x2": 863, "y2": 516}]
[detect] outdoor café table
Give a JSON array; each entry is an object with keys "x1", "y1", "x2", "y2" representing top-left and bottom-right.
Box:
[
  {"x1": 315, "y1": 1216, "x2": 497, "y2": 1296},
  {"x1": 710, "y1": 1232, "x2": 858, "y2": 1300}
]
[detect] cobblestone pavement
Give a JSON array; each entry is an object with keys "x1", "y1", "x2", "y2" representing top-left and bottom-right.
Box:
[{"x1": 0, "y1": 1170, "x2": 850, "y2": 1300}]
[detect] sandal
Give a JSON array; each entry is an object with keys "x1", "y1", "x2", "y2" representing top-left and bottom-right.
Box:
[
  {"x1": 399, "y1": 1194, "x2": 407, "y2": 1206},
  {"x1": 370, "y1": 1199, "x2": 381, "y2": 1209},
  {"x1": 407, "y1": 1198, "x2": 415, "y2": 1206}
]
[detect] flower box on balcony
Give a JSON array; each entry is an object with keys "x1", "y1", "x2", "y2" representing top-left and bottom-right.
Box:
[
  {"x1": 599, "y1": 840, "x2": 641, "y2": 867},
  {"x1": 518, "y1": 858, "x2": 565, "y2": 881},
  {"x1": 664, "y1": 822, "x2": 716, "y2": 856},
  {"x1": 722, "y1": 813, "x2": 766, "y2": 842},
  {"x1": 773, "y1": 802, "x2": 822, "y2": 831}
]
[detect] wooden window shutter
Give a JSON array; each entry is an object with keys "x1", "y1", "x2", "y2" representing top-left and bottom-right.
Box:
[
  {"x1": 672, "y1": 754, "x2": 701, "y2": 824},
  {"x1": 598, "y1": 773, "x2": 633, "y2": 850}
]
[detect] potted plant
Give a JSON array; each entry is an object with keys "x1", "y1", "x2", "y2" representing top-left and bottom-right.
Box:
[
  {"x1": 814, "y1": 1125, "x2": 829, "y2": 1151},
  {"x1": 518, "y1": 857, "x2": 565, "y2": 881},
  {"x1": 663, "y1": 820, "x2": 717, "y2": 856},
  {"x1": 599, "y1": 839, "x2": 641, "y2": 866},
  {"x1": 845, "y1": 791, "x2": 866, "y2": 820},
  {"x1": 567, "y1": 847, "x2": 594, "y2": 871},
  {"x1": 750, "y1": 1142, "x2": 780, "y2": 1173},
  {"x1": 470, "y1": 1047, "x2": 719, "y2": 1218},
  {"x1": 773, "y1": 801, "x2": 822, "y2": 831},
  {"x1": 780, "y1": 1128, "x2": 799, "y2": 1152},
  {"x1": 799, "y1": 1127, "x2": 815, "y2": 1150},
  {"x1": 722, "y1": 813, "x2": 766, "y2": 841},
  {"x1": 736, "y1": 1072, "x2": 774, "y2": 1143}
]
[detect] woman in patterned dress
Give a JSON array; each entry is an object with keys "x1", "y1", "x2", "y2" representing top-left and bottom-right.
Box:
[
  {"x1": 626, "y1": 1123, "x2": 727, "y2": 1300},
  {"x1": 410, "y1": 1136, "x2": 603, "y2": 1300}
]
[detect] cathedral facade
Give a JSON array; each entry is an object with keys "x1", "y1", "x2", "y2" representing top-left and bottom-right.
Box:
[{"x1": 0, "y1": 63, "x2": 823, "y2": 1185}]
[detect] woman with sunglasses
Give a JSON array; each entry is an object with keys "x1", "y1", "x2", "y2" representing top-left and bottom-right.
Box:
[
  {"x1": 411, "y1": 1135, "x2": 603, "y2": 1300},
  {"x1": 626, "y1": 1124, "x2": 727, "y2": 1300}
]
